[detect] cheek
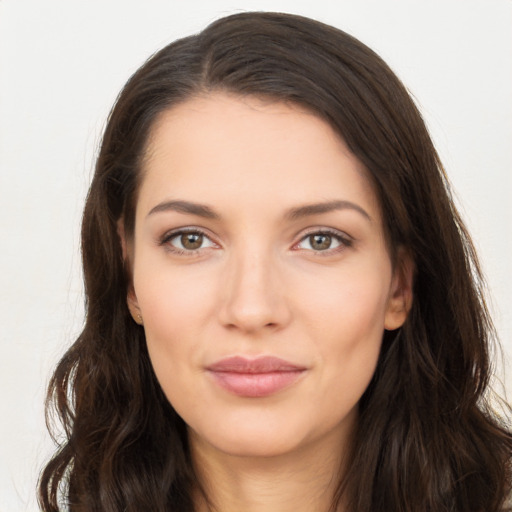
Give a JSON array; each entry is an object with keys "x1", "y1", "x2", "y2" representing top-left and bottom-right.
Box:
[
  {"x1": 132, "y1": 263, "x2": 220, "y2": 392},
  {"x1": 296, "y1": 264, "x2": 391, "y2": 392},
  {"x1": 298, "y1": 262, "x2": 391, "y2": 341},
  {"x1": 134, "y1": 259, "x2": 219, "y2": 332}
]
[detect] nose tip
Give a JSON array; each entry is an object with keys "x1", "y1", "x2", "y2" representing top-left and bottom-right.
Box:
[
  {"x1": 222, "y1": 305, "x2": 280, "y2": 333},
  {"x1": 217, "y1": 254, "x2": 291, "y2": 333}
]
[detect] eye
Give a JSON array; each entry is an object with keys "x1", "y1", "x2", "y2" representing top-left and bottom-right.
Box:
[
  {"x1": 161, "y1": 229, "x2": 217, "y2": 253},
  {"x1": 295, "y1": 230, "x2": 352, "y2": 252}
]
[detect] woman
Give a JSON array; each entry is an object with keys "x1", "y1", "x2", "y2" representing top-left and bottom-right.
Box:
[{"x1": 38, "y1": 11, "x2": 512, "y2": 512}]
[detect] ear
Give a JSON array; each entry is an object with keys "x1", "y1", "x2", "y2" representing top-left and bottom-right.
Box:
[
  {"x1": 384, "y1": 248, "x2": 414, "y2": 331},
  {"x1": 127, "y1": 290, "x2": 143, "y2": 325},
  {"x1": 117, "y1": 219, "x2": 144, "y2": 326}
]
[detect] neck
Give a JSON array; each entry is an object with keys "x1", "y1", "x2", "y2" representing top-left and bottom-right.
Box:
[{"x1": 189, "y1": 428, "x2": 352, "y2": 512}]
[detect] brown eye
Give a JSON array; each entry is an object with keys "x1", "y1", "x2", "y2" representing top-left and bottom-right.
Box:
[
  {"x1": 309, "y1": 234, "x2": 332, "y2": 251},
  {"x1": 295, "y1": 230, "x2": 350, "y2": 253},
  {"x1": 163, "y1": 230, "x2": 216, "y2": 253},
  {"x1": 181, "y1": 232, "x2": 203, "y2": 250}
]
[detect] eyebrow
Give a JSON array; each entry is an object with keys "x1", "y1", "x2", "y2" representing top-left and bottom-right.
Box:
[
  {"x1": 285, "y1": 200, "x2": 372, "y2": 222},
  {"x1": 147, "y1": 200, "x2": 220, "y2": 219},
  {"x1": 146, "y1": 199, "x2": 371, "y2": 222}
]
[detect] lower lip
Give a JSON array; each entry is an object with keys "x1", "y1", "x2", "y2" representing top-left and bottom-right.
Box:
[{"x1": 208, "y1": 370, "x2": 305, "y2": 397}]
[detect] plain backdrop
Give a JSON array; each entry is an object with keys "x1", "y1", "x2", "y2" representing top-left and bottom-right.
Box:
[{"x1": 0, "y1": 1, "x2": 511, "y2": 510}]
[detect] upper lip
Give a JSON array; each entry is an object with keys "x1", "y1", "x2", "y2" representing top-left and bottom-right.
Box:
[{"x1": 206, "y1": 356, "x2": 306, "y2": 374}]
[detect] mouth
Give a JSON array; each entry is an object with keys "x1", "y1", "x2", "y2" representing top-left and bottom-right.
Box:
[{"x1": 206, "y1": 356, "x2": 307, "y2": 398}]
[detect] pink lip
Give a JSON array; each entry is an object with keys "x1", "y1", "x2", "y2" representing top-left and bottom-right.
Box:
[{"x1": 206, "y1": 356, "x2": 306, "y2": 398}]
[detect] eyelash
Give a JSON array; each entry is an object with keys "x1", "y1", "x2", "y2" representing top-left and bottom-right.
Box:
[
  {"x1": 158, "y1": 227, "x2": 353, "y2": 256},
  {"x1": 159, "y1": 227, "x2": 218, "y2": 256},
  {"x1": 293, "y1": 228, "x2": 353, "y2": 255}
]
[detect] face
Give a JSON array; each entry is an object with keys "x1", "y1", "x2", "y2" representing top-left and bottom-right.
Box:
[{"x1": 126, "y1": 93, "x2": 412, "y2": 459}]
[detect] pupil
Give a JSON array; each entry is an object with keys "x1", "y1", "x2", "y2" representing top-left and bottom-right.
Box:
[
  {"x1": 310, "y1": 234, "x2": 331, "y2": 250},
  {"x1": 181, "y1": 233, "x2": 203, "y2": 250}
]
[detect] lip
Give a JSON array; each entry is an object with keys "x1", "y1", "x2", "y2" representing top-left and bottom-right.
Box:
[{"x1": 206, "y1": 356, "x2": 307, "y2": 398}]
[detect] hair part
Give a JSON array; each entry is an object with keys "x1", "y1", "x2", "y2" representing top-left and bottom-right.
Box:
[{"x1": 39, "y1": 11, "x2": 512, "y2": 511}]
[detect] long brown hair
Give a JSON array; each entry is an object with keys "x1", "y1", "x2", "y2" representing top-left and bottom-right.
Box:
[{"x1": 39, "y1": 11, "x2": 512, "y2": 511}]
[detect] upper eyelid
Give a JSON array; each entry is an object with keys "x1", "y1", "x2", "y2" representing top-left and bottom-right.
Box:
[
  {"x1": 295, "y1": 226, "x2": 352, "y2": 241},
  {"x1": 160, "y1": 226, "x2": 215, "y2": 241}
]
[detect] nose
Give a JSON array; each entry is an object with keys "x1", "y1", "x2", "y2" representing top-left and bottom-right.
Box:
[{"x1": 217, "y1": 246, "x2": 291, "y2": 333}]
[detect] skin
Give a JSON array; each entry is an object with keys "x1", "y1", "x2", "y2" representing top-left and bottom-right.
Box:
[{"x1": 124, "y1": 93, "x2": 413, "y2": 511}]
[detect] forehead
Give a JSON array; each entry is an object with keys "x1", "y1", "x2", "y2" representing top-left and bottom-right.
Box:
[{"x1": 138, "y1": 93, "x2": 381, "y2": 221}]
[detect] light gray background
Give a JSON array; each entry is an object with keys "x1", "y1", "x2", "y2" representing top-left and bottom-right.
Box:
[{"x1": 1, "y1": 1, "x2": 511, "y2": 510}]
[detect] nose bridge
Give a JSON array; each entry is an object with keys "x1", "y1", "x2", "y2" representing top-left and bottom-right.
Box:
[{"x1": 219, "y1": 239, "x2": 288, "y2": 331}]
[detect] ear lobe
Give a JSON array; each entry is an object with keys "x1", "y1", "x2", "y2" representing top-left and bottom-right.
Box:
[
  {"x1": 127, "y1": 290, "x2": 144, "y2": 325},
  {"x1": 384, "y1": 249, "x2": 414, "y2": 331}
]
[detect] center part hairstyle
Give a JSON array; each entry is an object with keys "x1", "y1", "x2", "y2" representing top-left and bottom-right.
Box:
[{"x1": 39, "y1": 11, "x2": 512, "y2": 512}]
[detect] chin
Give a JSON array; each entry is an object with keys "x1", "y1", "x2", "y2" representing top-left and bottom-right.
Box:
[
  {"x1": 186, "y1": 405, "x2": 357, "y2": 461},
  {"x1": 192, "y1": 426, "x2": 309, "y2": 459}
]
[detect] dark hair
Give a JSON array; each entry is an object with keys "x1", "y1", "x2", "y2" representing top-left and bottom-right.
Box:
[{"x1": 39, "y1": 11, "x2": 512, "y2": 511}]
